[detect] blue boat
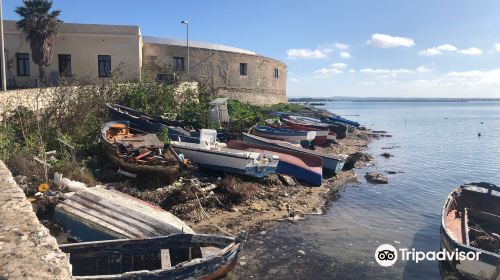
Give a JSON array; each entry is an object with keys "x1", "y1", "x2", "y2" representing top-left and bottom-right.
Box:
[
  {"x1": 242, "y1": 133, "x2": 346, "y2": 174},
  {"x1": 107, "y1": 103, "x2": 228, "y2": 142},
  {"x1": 323, "y1": 114, "x2": 360, "y2": 128},
  {"x1": 283, "y1": 115, "x2": 348, "y2": 139},
  {"x1": 252, "y1": 125, "x2": 316, "y2": 148}
]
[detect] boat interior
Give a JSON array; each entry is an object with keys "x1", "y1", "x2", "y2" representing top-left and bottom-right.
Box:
[
  {"x1": 60, "y1": 234, "x2": 236, "y2": 276},
  {"x1": 106, "y1": 123, "x2": 164, "y2": 149},
  {"x1": 445, "y1": 185, "x2": 500, "y2": 254}
]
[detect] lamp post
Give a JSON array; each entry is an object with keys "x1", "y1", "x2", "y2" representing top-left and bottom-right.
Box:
[
  {"x1": 180, "y1": 20, "x2": 189, "y2": 82},
  {"x1": 0, "y1": 0, "x2": 7, "y2": 91}
]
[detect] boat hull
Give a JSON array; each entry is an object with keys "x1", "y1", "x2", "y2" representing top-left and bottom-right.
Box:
[
  {"x1": 60, "y1": 233, "x2": 245, "y2": 280},
  {"x1": 227, "y1": 141, "x2": 323, "y2": 186},
  {"x1": 171, "y1": 143, "x2": 278, "y2": 178},
  {"x1": 440, "y1": 183, "x2": 500, "y2": 280},
  {"x1": 241, "y1": 133, "x2": 345, "y2": 174}
]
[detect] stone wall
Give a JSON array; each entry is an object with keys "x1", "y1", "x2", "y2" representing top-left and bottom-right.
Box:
[
  {"x1": 0, "y1": 161, "x2": 71, "y2": 279},
  {"x1": 143, "y1": 43, "x2": 287, "y2": 105}
]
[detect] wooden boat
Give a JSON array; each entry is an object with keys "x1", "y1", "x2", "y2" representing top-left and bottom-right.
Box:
[
  {"x1": 59, "y1": 232, "x2": 246, "y2": 279},
  {"x1": 441, "y1": 182, "x2": 500, "y2": 280},
  {"x1": 269, "y1": 123, "x2": 332, "y2": 145},
  {"x1": 54, "y1": 186, "x2": 194, "y2": 242},
  {"x1": 107, "y1": 103, "x2": 229, "y2": 143},
  {"x1": 171, "y1": 141, "x2": 279, "y2": 178},
  {"x1": 282, "y1": 115, "x2": 348, "y2": 139},
  {"x1": 107, "y1": 103, "x2": 182, "y2": 133},
  {"x1": 101, "y1": 121, "x2": 179, "y2": 178},
  {"x1": 241, "y1": 133, "x2": 346, "y2": 174},
  {"x1": 323, "y1": 114, "x2": 360, "y2": 128},
  {"x1": 252, "y1": 125, "x2": 316, "y2": 143},
  {"x1": 227, "y1": 140, "x2": 323, "y2": 186}
]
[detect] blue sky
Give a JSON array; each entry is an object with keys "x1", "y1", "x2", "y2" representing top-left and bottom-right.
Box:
[{"x1": 4, "y1": 0, "x2": 500, "y2": 98}]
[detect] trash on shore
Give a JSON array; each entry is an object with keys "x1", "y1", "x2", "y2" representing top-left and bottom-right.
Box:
[{"x1": 365, "y1": 172, "x2": 389, "y2": 184}]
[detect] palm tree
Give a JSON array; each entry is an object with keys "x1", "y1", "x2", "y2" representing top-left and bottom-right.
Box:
[{"x1": 15, "y1": 0, "x2": 62, "y2": 82}]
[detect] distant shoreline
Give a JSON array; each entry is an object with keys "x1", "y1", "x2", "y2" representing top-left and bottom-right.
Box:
[{"x1": 289, "y1": 97, "x2": 500, "y2": 103}]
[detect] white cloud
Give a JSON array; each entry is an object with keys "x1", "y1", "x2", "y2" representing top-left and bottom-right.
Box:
[
  {"x1": 418, "y1": 44, "x2": 457, "y2": 56},
  {"x1": 495, "y1": 43, "x2": 500, "y2": 52},
  {"x1": 348, "y1": 69, "x2": 356, "y2": 73},
  {"x1": 366, "y1": 33, "x2": 415, "y2": 48},
  {"x1": 360, "y1": 68, "x2": 415, "y2": 75},
  {"x1": 334, "y1": 43, "x2": 349, "y2": 51},
  {"x1": 340, "y1": 51, "x2": 351, "y2": 59},
  {"x1": 313, "y1": 63, "x2": 348, "y2": 78},
  {"x1": 287, "y1": 47, "x2": 333, "y2": 59},
  {"x1": 289, "y1": 77, "x2": 301, "y2": 83},
  {"x1": 416, "y1": 66, "x2": 432, "y2": 73},
  {"x1": 457, "y1": 47, "x2": 483, "y2": 55}
]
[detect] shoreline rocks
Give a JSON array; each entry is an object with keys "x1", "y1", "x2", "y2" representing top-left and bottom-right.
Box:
[{"x1": 365, "y1": 172, "x2": 389, "y2": 184}]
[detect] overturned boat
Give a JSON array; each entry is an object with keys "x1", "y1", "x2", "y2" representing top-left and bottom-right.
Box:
[
  {"x1": 172, "y1": 129, "x2": 278, "y2": 178},
  {"x1": 242, "y1": 133, "x2": 346, "y2": 174},
  {"x1": 106, "y1": 103, "x2": 182, "y2": 133},
  {"x1": 441, "y1": 182, "x2": 500, "y2": 280},
  {"x1": 101, "y1": 121, "x2": 179, "y2": 178},
  {"x1": 59, "y1": 232, "x2": 246, "y2": 279},
  {"x1": 282, "y1": 115, "x2": 348, "y2": 139},
  {"x1": 227, "y1": 140, "x2": 323, "y2": 186},
  {"x1": 252, "y1": 125, "x2": 316, "y2": 143},
  {"x1": 54, "y1": 186, "x2": 194, "y2": 242}
]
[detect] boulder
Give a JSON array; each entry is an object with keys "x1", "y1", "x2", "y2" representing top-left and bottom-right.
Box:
[{"x1": 365, "y1": 172, "x2": 388, "y2": 184}]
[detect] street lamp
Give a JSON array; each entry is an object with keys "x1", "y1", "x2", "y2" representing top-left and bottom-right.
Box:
[
  {"x1": 180, "y1": 20, "x2": 189, "y2": 82},
  {"x1": 0, "y1": 0, "x2": 7, "y2": 91}
]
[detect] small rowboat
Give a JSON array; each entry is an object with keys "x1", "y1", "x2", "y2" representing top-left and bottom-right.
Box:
[
  {"x1": 101, "y1": 121, "x2": 179, "y2": 178},
  {"x1": 252, "y1": 125, "x2": 316, "y2": 143},
  {"x1": 241, "y1": 133, "x2": 346, "y2": 174},
  {"x1": 270, "y1": 123, "x2": 332, "y2": 144},
  {"x1": 106, "y1": 103, "x2": 182, "y2": 133},
  {"x1": 171, "y1": 139, "x2": 279, "y2": 178},
  {"x1": 323, "y1": 114, "x2": 360, "y2": 128},
  {"x1": 59, "y1": 232, "x2": 247, "y2": 280},
  {"x1": 441, "y1": 182, "x2": 500, "y2": 280},
  {"x1": 227, "y1": 140, "x2": 323, "y2": 186},
  {"x1": 282, "y1": 115, "x2": 348, "y2": 139}
]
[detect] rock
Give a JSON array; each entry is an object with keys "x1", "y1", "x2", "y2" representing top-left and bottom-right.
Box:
[
  {"x1": 380, "y1": 152, "x2": 394, "y2": 158},
  {"x1": 260, "y1": 231, "x2": 267, "y2": 235},
  {"x1": 298, "y1": 250, "x2": 306, "y2": 255},
  {"x1": 344, "y1": 152, "x2": 374, "y2": 170},
  {"x1": 239, "y1": 261, "x2": 247, "y2": 266},
  {"x1": 264, "y1": 174, "x2": 282, "y2": 186},
  {"x1": 278, "y1": 174, "x2": 296, "y2": 186},
  {"x1": 365, "y1": 172, "x2": 388, "y2": 184},
  {"x1": 229, "y1": 207, "x2": 239, "y2": 212},
  {"x1": 250, "y1": 203, "x2": 263, "y2": 212}
]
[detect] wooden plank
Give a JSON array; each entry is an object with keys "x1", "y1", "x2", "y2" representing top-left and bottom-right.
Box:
[
  {"x1": 462, "y1": 208, "x2": 470, "y2": 245},
  {"x1": 468, "y1": 208, "x2": 500, "y2": 224}
]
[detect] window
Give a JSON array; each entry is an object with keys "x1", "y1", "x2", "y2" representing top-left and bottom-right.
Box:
[
  {"x1": 274, "y1": 68, "x2": 279, "y2": 79},
  {"x1": 240, "y1": 63, "x2": 247, "y2": 76},
  {"x1": 16, "y1": 53, "x2": 30, "y2": 76},
  {"x1": 173, "y1": 57, "x2": 184, "y2": 71},
  {"x1": 98, "y1": 55, "x2": 111, "y2": 77},
  {"x1": 58, "y1": 54, "x2": 72, "y2": 77}
]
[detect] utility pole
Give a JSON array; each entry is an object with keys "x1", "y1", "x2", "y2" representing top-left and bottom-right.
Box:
[
  {"x1": 181, "y1": 20, "x2": 189, "y2": 81},
  {"x1": 0, "y1": 0, "x2": 7, "y2": 91}
]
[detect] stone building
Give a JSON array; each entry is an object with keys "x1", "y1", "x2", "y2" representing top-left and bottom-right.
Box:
[{"x1": 1, "y1": 20, "x2": 286, "y2": 105}]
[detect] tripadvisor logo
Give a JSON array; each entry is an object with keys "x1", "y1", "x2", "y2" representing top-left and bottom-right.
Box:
[{"x1": 375, "y1": 244, "x2": 481, "y2": 267}]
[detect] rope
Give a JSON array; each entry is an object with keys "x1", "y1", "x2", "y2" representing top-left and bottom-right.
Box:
[{"x1": 195, "y1": 192, "x2": 235, "y2": 237}]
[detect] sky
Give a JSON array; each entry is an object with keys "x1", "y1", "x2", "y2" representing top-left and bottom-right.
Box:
[{"x1": 3, "y1": 0, "x2": 500, "y2": 98}]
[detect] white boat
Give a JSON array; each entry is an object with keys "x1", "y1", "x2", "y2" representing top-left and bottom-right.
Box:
[{"x1": 171, "y1": 129, "x2": 279, "y2": 177}]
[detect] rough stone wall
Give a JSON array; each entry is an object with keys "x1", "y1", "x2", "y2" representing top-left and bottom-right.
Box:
[
  {"x1": 0, "y1": 87, "x2": 55, "y2": 114},
  {"x1": 0, "y1": 161, "x2": 72, "y2": 279},
  {"x1": 142, "y1": 43, "x2": 287, "y2": 105}
]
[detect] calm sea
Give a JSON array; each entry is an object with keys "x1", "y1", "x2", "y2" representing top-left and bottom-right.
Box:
[{"x1": 229, "y1": 101, "x2": 500, "y2": 280}]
